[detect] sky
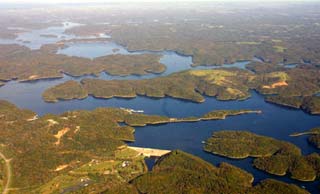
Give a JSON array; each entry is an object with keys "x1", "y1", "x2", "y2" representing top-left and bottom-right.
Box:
[{"x1": 0, "y1": 0, "x2": 316, "y2": 3}]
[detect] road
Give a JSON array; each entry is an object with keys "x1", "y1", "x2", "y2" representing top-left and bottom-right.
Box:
[{"x1": 0, "y1": 152, "x2": 11, "y2": 194}]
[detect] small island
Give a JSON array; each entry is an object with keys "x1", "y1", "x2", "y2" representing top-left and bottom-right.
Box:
[{"x1": 204, "y1": 131, "x2": 320, "y2": 182}]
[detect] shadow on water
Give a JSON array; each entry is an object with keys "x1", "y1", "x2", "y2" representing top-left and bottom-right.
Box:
[{"x1": 144, "y1": 157, "x2": 158, "y2": 171}]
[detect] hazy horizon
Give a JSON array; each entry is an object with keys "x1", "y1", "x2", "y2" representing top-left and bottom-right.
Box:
[{"x1": 1, "y1": 0, "x2": 319, "y2": 4}]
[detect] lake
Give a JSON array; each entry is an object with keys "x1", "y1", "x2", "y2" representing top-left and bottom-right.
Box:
[{"x1": 0, "y1": 23, "x2": 319, "y2": 193}]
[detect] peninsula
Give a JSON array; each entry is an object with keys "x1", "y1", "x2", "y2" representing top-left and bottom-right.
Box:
[
  {"x1": 43, "y1": 65, "x2": 320, "y2": 115},
  {"x1": 291, "y1": 127, "x2": 320, "y2": 149}
]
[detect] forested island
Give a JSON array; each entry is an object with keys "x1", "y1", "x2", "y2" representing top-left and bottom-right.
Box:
[{"x1": 204, "y1": 131, "x2": 320, "y2": 182}]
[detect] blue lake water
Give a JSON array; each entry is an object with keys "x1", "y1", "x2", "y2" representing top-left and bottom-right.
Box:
[
  {"x1": 0, "y1": 22, "x2": 110, "y2": 50},
  {"x1": 0, "y1": 23, "x2": 319, "y2": 193}
]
